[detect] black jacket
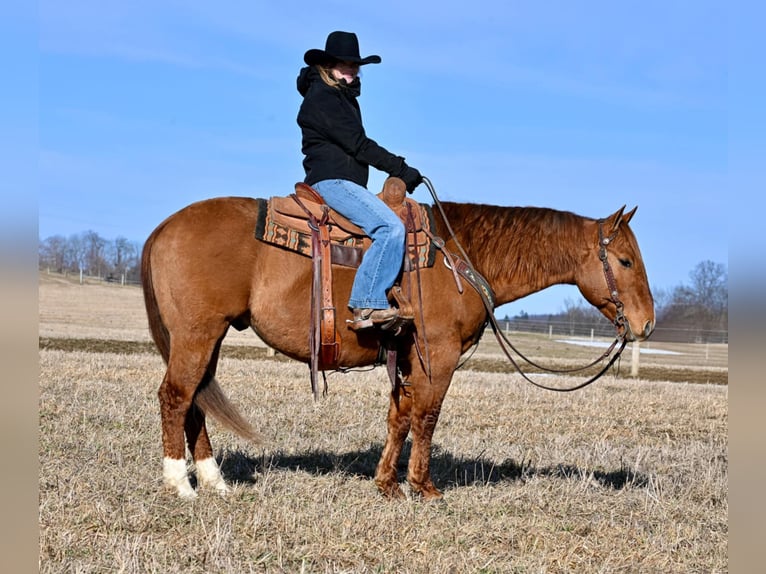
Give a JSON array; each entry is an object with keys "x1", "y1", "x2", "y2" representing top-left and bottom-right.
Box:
[{"x1": 296, "y1": 66, "x2": 418, "y2": 190}]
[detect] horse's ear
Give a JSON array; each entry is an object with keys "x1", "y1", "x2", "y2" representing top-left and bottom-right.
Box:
[
  {"x1": 621, "y1": 206, "x2": 637, "y2": 225},
  {"x1": 605, "y1": 205, "x2": 626, "y2": 232}
]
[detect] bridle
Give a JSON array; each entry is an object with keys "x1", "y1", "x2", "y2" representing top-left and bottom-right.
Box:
[
  {"x1": 422, "y1": 177, "x2": 629, "y2": 392},
  {"x1": 598, "y1": 218, "x2": 629, "y2": 340}
]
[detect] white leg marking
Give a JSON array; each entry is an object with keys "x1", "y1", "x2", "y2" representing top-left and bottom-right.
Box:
[
  {"x1": 196, "y1": 457, "x2": 230, "y2": 495},
  {"x1": 163, "y1": 457, "x2": 197, "y2": 499}
]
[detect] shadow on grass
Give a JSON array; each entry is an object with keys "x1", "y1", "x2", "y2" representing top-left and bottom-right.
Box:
[{"x1": 217, "y1": 443, "x2": 649, "y2": 492}]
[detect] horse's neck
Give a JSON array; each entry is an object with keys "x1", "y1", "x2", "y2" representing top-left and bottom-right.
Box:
[{"x1": 440, "y1": 203, "x2": 586, "y2": 306}]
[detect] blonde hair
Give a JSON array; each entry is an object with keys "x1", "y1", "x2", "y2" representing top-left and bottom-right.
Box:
[
  {"x1": 316, "y1": 65, "x2": 342, "y2": 89},
  {"x1": 316, "y1": 63, "x2": 362, "y2": 89}
]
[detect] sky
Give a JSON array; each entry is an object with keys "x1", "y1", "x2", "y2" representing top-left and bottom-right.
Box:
[{"x1": 33, "y1": 0, "x2": 730, "y2": 316}]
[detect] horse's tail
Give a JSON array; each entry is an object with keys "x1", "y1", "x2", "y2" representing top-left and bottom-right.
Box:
[
  {"x1": 141, "y1": 225, "x2": 260, "y2": 443},
  {"x1": 194, "y1": 378, "x2": 261, "y2": 443}
]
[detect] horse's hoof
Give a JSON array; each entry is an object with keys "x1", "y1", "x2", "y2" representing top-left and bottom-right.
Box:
[
  {"x1": 375, "y1": 480, "x2": 405, "y2": 499},
  {"x1": 196, "y1": 458, "x2": 231, "y2": 495},
  {"x1": 166, "y1": 482, "x2": 198, "y2": 499},
  {"x1": 163, "y1": 458, "x2": 198, "y2": 499},
  {"x1": 179, "y1": 487, "x2": 199, "y2": 499},
  {"x1": 421, "y1": 490, "x2": 445, "y2": 503},
  {"x1": 207, "y1": 480, "x2": 231, "y2": 496},
  {"x1": 410, "y1": 482, "x2": 444, "y2": 502}
]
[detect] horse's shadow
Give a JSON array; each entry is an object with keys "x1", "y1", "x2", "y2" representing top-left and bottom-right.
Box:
[{"x1": 216, "y1": 442, "x2": 649, "y2": 492}]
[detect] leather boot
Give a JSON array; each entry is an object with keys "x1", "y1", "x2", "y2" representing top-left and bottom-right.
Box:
[{"x1": 347, "y1": 307, "x2": 400, "y2": 331}]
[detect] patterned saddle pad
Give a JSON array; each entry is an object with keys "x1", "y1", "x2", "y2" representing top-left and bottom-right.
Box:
[{"x1": 254, "y1": 187, "x2": 438, "y2": 270}]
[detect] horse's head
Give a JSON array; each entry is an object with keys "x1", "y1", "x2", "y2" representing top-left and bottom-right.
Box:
[{"x1": 576, "y1": 206, "x2": 655, "y2": 342}]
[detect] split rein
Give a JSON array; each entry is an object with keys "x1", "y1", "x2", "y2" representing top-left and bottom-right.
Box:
[{"x1": 421, "y1": 177, "x2": 628, "y2": 393}]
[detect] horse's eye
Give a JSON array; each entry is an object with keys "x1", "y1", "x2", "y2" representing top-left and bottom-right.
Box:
[{"x1": 619, "y1": 258, "x2": 632, "y2": 269}]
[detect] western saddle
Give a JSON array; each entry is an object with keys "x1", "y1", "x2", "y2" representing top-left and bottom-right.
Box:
[{"x1": 259, "y1": 177, "x2": 434, "y2": 398}]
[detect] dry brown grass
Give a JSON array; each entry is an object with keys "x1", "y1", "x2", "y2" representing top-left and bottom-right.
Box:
[{"x1": 39, "y1": 273, "x2": 727, "y2": 572}]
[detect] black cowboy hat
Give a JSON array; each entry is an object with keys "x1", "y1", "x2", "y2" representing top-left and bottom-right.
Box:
[{"x1": 304, "y1": 31, "x2": 381, "y2": 66}]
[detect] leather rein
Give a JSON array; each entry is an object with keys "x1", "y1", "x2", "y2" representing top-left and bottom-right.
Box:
[{"x1": 422, "y1": 177, "x2": 628, "y2": 393}]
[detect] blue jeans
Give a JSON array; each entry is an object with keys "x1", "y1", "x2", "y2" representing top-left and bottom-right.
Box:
[{"x1": 313, "y1": 179, "x2": 405, "y2": 309}]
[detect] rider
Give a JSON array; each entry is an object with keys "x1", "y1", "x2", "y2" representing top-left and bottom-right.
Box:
[{"x1": 296, "y1": 31, "x2": 422, "y2": 330}]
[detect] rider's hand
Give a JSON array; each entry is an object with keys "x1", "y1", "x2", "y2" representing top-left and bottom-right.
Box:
[{"x1": 401, "y1": 166, "x2": 423, "y2": 193}]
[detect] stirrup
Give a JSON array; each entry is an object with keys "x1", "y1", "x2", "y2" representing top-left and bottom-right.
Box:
[
  {"x1": 347, "y1": 307, "x2": 399, "y2": 331},
  {"x1": 380, "y1": 314, "x2": 413, "y2": 336},
  {"x1": 347, "y1": 308, "x2": 414, "y2": 335}
]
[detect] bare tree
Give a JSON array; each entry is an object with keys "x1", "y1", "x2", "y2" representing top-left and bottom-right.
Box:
[
  {"x1": 656, "y1": 260, "x2": 728, "y2": 342},
  {"x1": 64, "y1": 233, "x2": 87, "y2": 273},
  {"x1": 39, "y1": 235, "x2": 67, "y2": 272},
  {"x1": 105, "y1": 236, "x2": 141, "y2": 282},
  {"x1": 688, "y1": 260, "x2": 727, "y2": 313},
  {"x1": 83, "y1": 230, "x2": 107, "y2": 277}
]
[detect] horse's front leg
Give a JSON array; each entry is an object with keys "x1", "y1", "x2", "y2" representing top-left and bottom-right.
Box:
[
  {"x1": 406, "y1": 356, "x2": 458, "y2": 501},
  {"x1": 374, "y1": 383, "x2": 413, "y2": 499}
]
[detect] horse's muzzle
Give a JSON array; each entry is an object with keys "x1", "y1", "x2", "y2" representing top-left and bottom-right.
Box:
[{"x1": 627, "y1": 319, "x2": 655, "y2": 342}]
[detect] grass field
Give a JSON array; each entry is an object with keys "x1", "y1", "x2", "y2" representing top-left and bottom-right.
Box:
[{"x1": 39, "y1": 272, "x2": 727, "y2": 572}]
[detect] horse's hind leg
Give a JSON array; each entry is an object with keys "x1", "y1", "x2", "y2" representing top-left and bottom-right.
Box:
[
  {"x1": 183, "y1": 342, "x2": 230, "y2": 494},
  {"x1": 184, "y1": 403, "x2": 229, "y2": 494},
  {"x1": 159, "y1": 335, "x2": 223, "y2": 498}
]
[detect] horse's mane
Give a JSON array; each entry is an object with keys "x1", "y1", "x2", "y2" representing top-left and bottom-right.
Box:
[{"x1": 434, "y1": 202, "x2": 588, "y2": 288}]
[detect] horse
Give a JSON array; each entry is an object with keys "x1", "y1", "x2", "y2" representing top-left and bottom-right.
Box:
[{"x1": 140, "y1": 192, "x2": 655, "y2": 500}]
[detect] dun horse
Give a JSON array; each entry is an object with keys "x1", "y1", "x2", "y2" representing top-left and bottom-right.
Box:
[{"x1": 141, "y1": 188, "x2": 654, "y2": 499}]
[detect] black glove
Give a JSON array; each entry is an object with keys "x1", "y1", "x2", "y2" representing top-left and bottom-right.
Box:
[{"x1": 400, "y1": 165, "x2": 423, "y2": 193}]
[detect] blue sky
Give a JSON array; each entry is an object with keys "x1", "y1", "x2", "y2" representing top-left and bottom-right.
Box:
[{"x1": 35, "y1": 1, "x2": 728, "y2": 315}]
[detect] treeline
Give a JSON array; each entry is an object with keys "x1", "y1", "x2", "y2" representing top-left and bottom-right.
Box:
[
  {"x1": 504, "y1": 260, "x2": 728, "y2": 344},
  {"x1": 651, "y1": 260, "x2": 728, "y2": 343},
  {"x1": 38, "y1": 231, "x2": 143, "y2": 284}
]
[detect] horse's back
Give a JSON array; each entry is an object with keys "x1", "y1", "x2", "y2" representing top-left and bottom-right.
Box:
[
  {"x1": 148, "y1": 196, "x2": 259, "y2": 265},
  {"x1": 155, "y1": 196, "x2": 258, "y2": 239}
]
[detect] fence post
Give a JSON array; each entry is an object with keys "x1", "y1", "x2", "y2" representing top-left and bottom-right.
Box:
[
  {"x1": 631, "y1": 341, "x2": 640, "y2": 377},
  {"x1": 548, "y1": 325, "x2": 553, "y2": 339}
]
